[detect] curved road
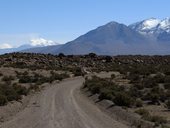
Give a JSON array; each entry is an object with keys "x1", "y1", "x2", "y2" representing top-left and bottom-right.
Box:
[{"x1": 0, "y1": 77, "x2": 128, "y2": 128}]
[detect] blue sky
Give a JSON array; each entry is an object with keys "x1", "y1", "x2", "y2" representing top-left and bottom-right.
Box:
[{"x1": 0, "y1": 0, "x2": 169, "y2": 48}]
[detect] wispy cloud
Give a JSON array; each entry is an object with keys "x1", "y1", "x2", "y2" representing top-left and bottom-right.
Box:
[{"x1": 0, "y1": 43, "x2": 13, "y2": 49}]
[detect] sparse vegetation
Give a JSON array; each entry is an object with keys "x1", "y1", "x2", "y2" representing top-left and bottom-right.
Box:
[
  {"x1": 135, "y1": 109, "x2": 150, "y2": 117},
  {"x1": 84, "y1": 76, "x2": 134, "y2": 107},
  {"x1": 135, "y1": 109, "x2": 167, "y2": 125},
  {"x1": 0, "y1": 94, "x2": 7, "y2": 106},
  {"x1": 165, "y1": 100, "x2": 170, "y2": 110},
  {"x1": 0, "y1": 70, "x2": 70, "y2": 106},
  {"x1": 2, "y1": 76, "x2": 15, "y2": 82},
  {"x1": 1, "y1": 53, "x2": 170, "y2": 126}
]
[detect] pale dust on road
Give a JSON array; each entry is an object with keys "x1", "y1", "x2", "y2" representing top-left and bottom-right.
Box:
[{"x1": 0, "y1": 77, "x2": 129, "y2": 128}]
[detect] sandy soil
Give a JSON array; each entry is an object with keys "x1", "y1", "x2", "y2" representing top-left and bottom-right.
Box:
[{"x1": 0, "y1": 77, "x2": 129, "y2": 128}]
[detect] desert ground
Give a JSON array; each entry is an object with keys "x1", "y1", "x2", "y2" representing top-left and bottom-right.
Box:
[{"x1": 0, "y1": 76, "x2": 129, "y2": 128}]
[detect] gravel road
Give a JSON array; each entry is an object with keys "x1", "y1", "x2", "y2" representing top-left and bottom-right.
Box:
[{"x1": 0, "y1": 77, "x2": 129, "y2": 128}]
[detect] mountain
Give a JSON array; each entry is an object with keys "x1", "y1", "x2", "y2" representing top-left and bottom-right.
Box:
[
  {"x1": 12, "y1": 18, "x2": 170, "y2": 55},
  {"x1": 0, "y1": 44, "x2": 33, "y2": 55},
  {"x1": 21, "y1": 44, "x2": 63, "y2": 54},
  {"x1": 129, "y1": 18, "x2": 170, "y2": 34},
  {"x1": 129, "y1": 18, "x2": 170, "y2": 42},
  {"x1": 51, "y1": 21, "x2": 167, "y2": 55}
]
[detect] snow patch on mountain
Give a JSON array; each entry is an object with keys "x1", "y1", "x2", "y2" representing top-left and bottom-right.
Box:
[
  {"x1": 142, "y1": 18, "x2": 160, "y2": 30},
  {"x1": 159, "y1": 18, "x2": 170, "y2": 32},
  {"x1": 129, "y1": 17, "x2": 170, "y2": 35},
  {"x1": 30, "y1": 38, "x2": 58, "y2": 47}
]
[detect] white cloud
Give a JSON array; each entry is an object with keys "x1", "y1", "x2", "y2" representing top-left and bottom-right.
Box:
[
  {"x1": 30, "y1": 38, "x2": 58, "y2": 47},
  {"x1": 0, "y1": 43, "x2": 13, "y2": 49}
]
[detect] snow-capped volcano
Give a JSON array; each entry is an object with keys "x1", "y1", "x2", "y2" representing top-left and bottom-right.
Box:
[
  {"x1": 159, "y1": 17, "x2": 170, "y2": 32},
  {"x1": 129, "y1": 18, "x2": 170, "y2": 35},
  {"x1": 30, "y1": 38, "x2": 58, "y2": 47}
]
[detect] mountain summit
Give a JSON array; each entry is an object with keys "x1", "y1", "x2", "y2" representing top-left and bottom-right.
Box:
[
  {"x1": 54, "y1": 21, "x2": 152, "y2": 55},
  {"x1": 129, "y1": 18, "x2": 170, "y2": 35},
  {"x1": 11, "y1": 18, "x2": 170, "y2": 55},
  {"x1": 129, "y1": 18, "x2": 170, "y2": 43},
  {"x1": 21, "y1": 19, "x2": 170, "y2": 55}
]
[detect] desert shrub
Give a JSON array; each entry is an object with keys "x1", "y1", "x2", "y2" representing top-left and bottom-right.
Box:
[
  {"x1": 151, "y1": 86, "x2": 164, "y2": 94},
  {"x1": 153, "y1": 74, "x2": 165, "y2": 83},
  {"x1": 142, "y1": 77, "x2": 158, "y2": 88},
  {"x1": 164, "y1": 76, "x2": 170, "y2": 83},
  {"x1": 0, "y1": 72, "x2": 3, "y2": 76},
  {"x1": 16, "y1": 71, "x2": 29, "y2": 77},
  {"x1": 113, "y1": 92, "x2": 134, "y2": 107},
  {"x1": 130, "y1": 65, "x2": 155, "y2": 76},
  {"x1": 105, "y1": 56, "x2": 112, "y2": 63},
  {"x1": 13, "y1": 84, "x2": 28, "y2": 96},
  {"x1": 164, "y1": 83, "x2": 170, "y2": 90},
  {"x1": 128, "y1": 87, "x2": 142, "y2": 98},
  {"x1": 161, "y1": 125, "x2": 170, "y2": 128},
  {"x1": 0, "y1": 83, "x2": 30, "y2": 105},
  {"x1": 128, "y1": 73, "x2": 141, "y2": 83},
  {"x1": 165, "y1": 90, "x2": 170, "y2": 98},
  {"x1": 145, "y1": 115, "x2": 167, "y2": 125},
  {"x1": 135, "y1": 99, "x2": 143, "y2": 107},
  {"x1": 134, "y1": 83, "x2": 145, "y2": 90},
  {"x1": 144, "y1": 86, "x2": 165, "y2": 104},
  {"x1": 84, "y1": 76, "x2": 135, "y2": 107},
  {"x1": 144, "y1": 92, "x2": 159, "y2": 104},
  {"x1": 98, "y1": 89, "x2": 114, "y2": 101},
  {"x1": 19, "y1": 75, "x2": 38, "y2": 83},
  {"x1": 29, "y1": 84, "x2": 40, "y2": 91},
  {"x1": 19, "y1": 72, "x2": 49, "y2": 84},
  {"x1": 135, "y1": 109, "x2": 150, "y2": 117},
  {"x1": 88, "y1": 53, "x2": 97, "y2": 58},
  {"x1": 135, "y1": 109, "x2": 167, "y2": 125},
  {"x1": 164, "y1": 71, "x2": 170, "y2": 76},
  {"x1": 5, "y1": 88, "x2": 20, "y2": 101},
  {"x1": 0, "y1": 95, "x2": 7, "y2": 106},
  {"x1": 58, "y1": 53, "x2": 65, "y2": 58},
  {"x1": 50, "y1": 72, "x2": 69, "y2": 81},
  {"x1": 19, "y1": 71, "x2": 70, "y2": 85},
  {"x1": 86, "y1": 79, "x2": 103, "y2": 94},
  {"x1": 73, "y1": 67, "x2": 83, "y2": 76},
  {"x1": 2, "y1": 76, "x2": 15, "y2": 82},
  {"x1": 111, "y1": 74, "x2": 116, "y2": 79},
  {"x1": 90, "y1": 85, "x2": 101, "y2": 94},
  {"x1": 165, "y1": 100, "x2": 170, "y2": 110},
  {"x1": 0, "y1": 84, "x2": 21, "y2": 101}
]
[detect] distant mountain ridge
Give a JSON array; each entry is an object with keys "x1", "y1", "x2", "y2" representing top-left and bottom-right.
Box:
[
  {"x1": 22, "y1": 44, "x2": 62, "y2": 54},
  {"x1": 51, "y1": 19, "x2": 170, "y2": 55},
  {"x1": 54, "y1": 21, "x2": 154, "y2": 55},
  {"x1": 0, "y1": 44, "x2": 33, "y2": 55},
  {"x1": 129, "y1": 18, "x2": 170, "y2": 42},
  {"x1": 129, "y1": 18, "x2": 170, "y2": 34},
  {"x1": 22, "y1": 19, "x2": 170, "y2": 55},
  {"x1": 2, "y1": 18, "x2": 170, "y2": 55}
]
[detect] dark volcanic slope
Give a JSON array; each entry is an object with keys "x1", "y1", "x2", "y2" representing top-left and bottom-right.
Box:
[
  {"x1": 53, "y1": 22, "x2": 161, "y2": 55},
  {"x1": 19, "y1": 21, "x2": 170, "y2": 55},
  {"x1": 21, "y1": 45, "x2": 63, "y2": 54}
]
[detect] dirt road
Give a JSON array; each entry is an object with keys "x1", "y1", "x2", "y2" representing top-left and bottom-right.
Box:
[{"x1": 0, "y1": 77, "x2": 129, "y2": 128}]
